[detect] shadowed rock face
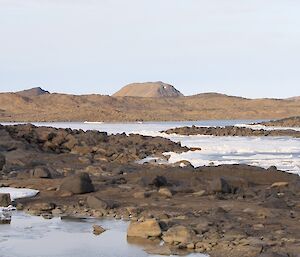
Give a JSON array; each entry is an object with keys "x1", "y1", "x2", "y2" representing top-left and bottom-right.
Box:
[
  {"x1": 16, "y1": 87, "x2": 50, "y2": 98},
  {"x1": 113, "y1": 82, "x2": 184, "y2": 98}
]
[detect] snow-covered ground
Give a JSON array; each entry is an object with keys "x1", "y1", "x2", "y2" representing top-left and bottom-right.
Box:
[
  {"x1": 0, "y1": 188, "x2": 39, "y2": 202},
  {"x1": 0, "y1": 187, "x2": 39, "y2": 222}
]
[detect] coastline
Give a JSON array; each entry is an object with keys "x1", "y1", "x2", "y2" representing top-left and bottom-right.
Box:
[{"x1": 0, "y1": 123, "x2": 299, "y2": 257}]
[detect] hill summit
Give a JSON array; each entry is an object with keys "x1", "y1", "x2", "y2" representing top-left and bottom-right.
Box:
[
  {"x1": 113, "y1": 82, "x2": 184, "y2": 98},
  {"x1": 16, "y1": 87, "x2": 50, "y2": 98}
]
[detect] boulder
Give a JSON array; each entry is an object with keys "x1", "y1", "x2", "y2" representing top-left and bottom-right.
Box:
[
  {"x1": 30, "y1": 166, "x2": 52, "y2": 178},
  {"x1": 162, "y1": 225, "x2": 196, "y2": 244},
  {"x1": 0, "y1": 193, "x2": 11, "y2": 207},
  {"x1": 158, "y1": 188, "x2": 173, "y2": 198},
  {"x1": 86, "y1": 195, "x2": 117, "y2": 210},
  {"x1": 93, "y1": 224, "x2": 106, "y2": 235},
  {"x1": 127, "y1": 219, "x2": 162, "y2": 238},
  {"x1": 60, "y1": 173, "x2": 94, "y2": 194},
  {"x1": 210, "y1": 177, "x2": 248, "y2": 194},
  {"x1": 0, "y1": 153, "x2": 5, "y2": 170}
]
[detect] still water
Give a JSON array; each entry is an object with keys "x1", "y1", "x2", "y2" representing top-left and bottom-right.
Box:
[{"x1": 0, "y1": 212, "x2": 207, "y2": 257}]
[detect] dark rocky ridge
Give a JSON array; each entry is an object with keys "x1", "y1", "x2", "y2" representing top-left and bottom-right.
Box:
[
  {"x1": 0, "y1": 124, "x2": 299, "y2": 257},
  {"x1": 164, "y1": 125, "x2": 300, "y2": 137},
  {"x1": 258, "y1": 116, "x2": 300, "y2": 128}
]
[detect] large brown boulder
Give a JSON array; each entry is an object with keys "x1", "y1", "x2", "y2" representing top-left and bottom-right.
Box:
[
  {"x1": 162, "y1": 225, "x2": 196, "y2": 244},
  {"x1": 0, "y1": 193, "x2": 11, "y2": 207},
  {"x1": 127, "y1": 219, "x2": 162, "y2": 238},
  {"x1": 0, "y1": 153, "x2": 5, "y2": 170},
  {"x1": 60, "y1": 173, "x2": 94, "y2": 194}
]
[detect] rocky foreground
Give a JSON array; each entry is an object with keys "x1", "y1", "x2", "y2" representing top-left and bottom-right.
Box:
[
  {"x1": 164, "y1": 125, "x2": 300, "y2": 138},
  {"x1": 0, "y1": 124, "x2": 300, "y2": 257},
  {"x1": 258, "y1": 116, "x2": 300, "y2": 128}
]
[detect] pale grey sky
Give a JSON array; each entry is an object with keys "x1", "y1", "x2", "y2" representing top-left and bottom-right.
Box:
[{"x1": 0, "y1": 0, "x2": 299, "y2": 98}]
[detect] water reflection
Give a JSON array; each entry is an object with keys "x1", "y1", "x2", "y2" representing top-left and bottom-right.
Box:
[{"x1": 0, "y1": 211, "x2": 208, "y2": 257}]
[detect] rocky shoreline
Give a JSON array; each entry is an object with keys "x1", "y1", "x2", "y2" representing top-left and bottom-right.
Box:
[
  {"x1": 163, "y1": 125, "x2": 300, "y2": 137},
  {"x1": 1, "y1": 124, "x2": 300, "y2": 257},
  {"x1": 258, "y1": 116, "x2": 300, "y2": 128}
]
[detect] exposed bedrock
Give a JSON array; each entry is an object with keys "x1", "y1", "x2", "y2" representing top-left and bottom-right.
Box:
[{"x1": 164, "y1": 125, "x2": 300, "y2": 137}]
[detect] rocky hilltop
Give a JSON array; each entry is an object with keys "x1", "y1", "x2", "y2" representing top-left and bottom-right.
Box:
[
  {"x1": 113, "y1": 82, "x2": 184, "y2": 98},
  {"x1": 16, "y1": 87, "x2": 50, "y2": 98}
]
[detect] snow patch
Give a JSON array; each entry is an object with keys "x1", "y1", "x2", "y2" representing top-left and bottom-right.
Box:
[{"x1": 0, "y1": 187, "x2": 39, "y2": 202}]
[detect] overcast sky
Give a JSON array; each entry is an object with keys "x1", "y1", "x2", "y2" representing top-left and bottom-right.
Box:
[{"x1": 0, "y1": 0, "x2": 299, "y2": 98}]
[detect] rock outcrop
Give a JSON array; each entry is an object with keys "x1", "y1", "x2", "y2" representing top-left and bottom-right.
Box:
[{"x1": 259, "y1": 116, "x2": 300, "y2": 128}]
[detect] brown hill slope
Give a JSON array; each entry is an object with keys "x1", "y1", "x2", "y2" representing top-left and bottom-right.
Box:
[
  {"x1": 287, "y1": 96, "x2": 300, "y2": 101},
  {"x1": 1, "y1": 91, "x2": 300, "y2": 122},
  {"x1": 113, "y1": 82, "x2": 183, "y2": 97}
]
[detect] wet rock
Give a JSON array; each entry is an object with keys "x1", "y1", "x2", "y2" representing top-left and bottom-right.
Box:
[
  {"x1": 60, "y1": 172, "x2": 94, "y2": 194},
  {"x1": 0, "y1": 193, "x2": 11, "y2": 207},
  {"x1": 144, "y1": 245, "x2": 172, "y2": 255},
  {"x1": 30, "y1": 166, "x2": 52, "y2": 178},
  {"x1": 162, "y1": 225, "x2": 196, "y2": 244},
  {"x1": 93, "y1": 224, "x2": 106, "y2": 235},
  {"x1": 127, "y1": 219, "x2": 162, "y2": 238}
]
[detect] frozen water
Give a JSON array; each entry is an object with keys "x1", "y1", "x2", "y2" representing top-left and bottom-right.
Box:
[{"x1": 2, "y1": 120, "x2": 299, "y2": 174}]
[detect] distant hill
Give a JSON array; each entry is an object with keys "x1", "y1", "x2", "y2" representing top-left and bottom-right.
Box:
[
  {"x1": 0, "y1": 85, "x2": 300, "y2": 122},
  {"x1": 113, "y1": 82, "x2": 183, "y2": 98},
  {"x1": 287, "y1": 96, "x2": 300, "y2": 101},
  {"x1": 16, "y1": 87, "x2": 50, "y2": 98}
]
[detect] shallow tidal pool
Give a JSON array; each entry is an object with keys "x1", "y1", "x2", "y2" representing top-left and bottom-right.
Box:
[{"x1": 0, "y1": 211, "x2": 207, "y2": 257}]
